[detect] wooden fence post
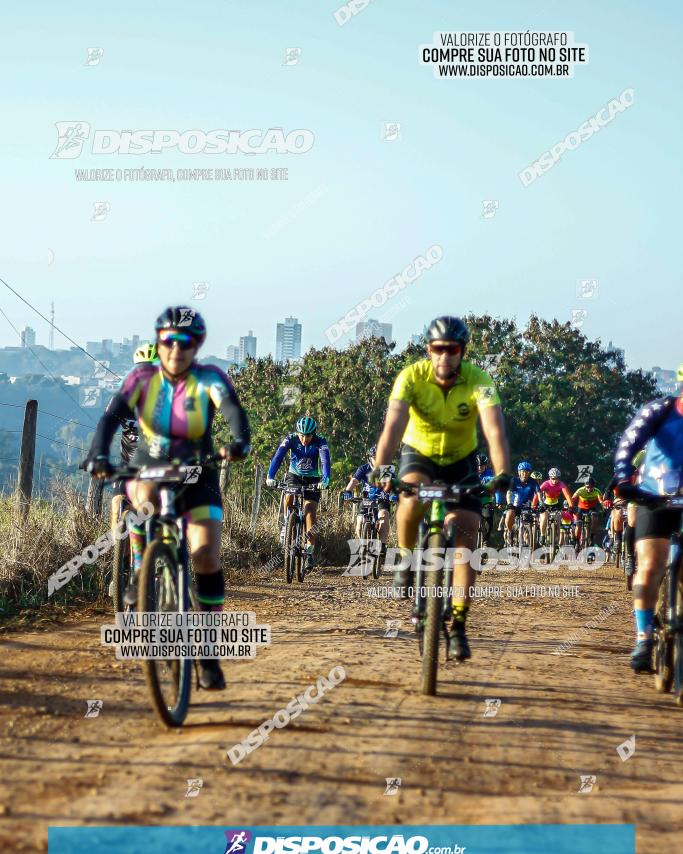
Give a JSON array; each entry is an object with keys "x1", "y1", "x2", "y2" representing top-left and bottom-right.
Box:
[
  {"x1": 86, "y1": 477, "x2": 104, "y2": 517},
  {"x1": 219, "y1": 458, "x2": 230, "y2": 494},
  {"x1": 250, "y1": 464, "x2": 263, "y2": 531},
  {"x1": 16, "y1": 399, "x2": 38, "y2": 521}
]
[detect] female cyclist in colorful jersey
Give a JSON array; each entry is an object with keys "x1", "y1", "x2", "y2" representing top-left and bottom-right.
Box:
[
  {"x1": 86, "y1": 307, "x2": 251, "y2": 691},
  {"x1": 571, "y1": 477, "x2": 604, "y2": 547},
  {"x1": 532, "y1": 468, "x2": 574, "y2": 545},
  {"x1": 373, "y1": 315, "x2": 511, "y2": 663},
  {"x1": 266, "y1": 415, "x2": 331, "y2": 570}
]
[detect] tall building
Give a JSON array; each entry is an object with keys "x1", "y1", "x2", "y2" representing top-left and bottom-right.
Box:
[
  {"x1": 276, "y1": 316, "x2": 302, "y2": 362},
  {"x1": 606, "y1": 340, "x2": 625, "y2": 362},
  {"x1": 20, "y1": 327, "x2": 36, "y2": 348},
  {"x1": 239, "y1": 330, "x2": 257, "y2": 363},
  {"x1": 355, "y1": 319, "x2": 392, "y2": 344},
  {"x1": 226, "y1": 344, "x2": 240, "y2": 365}
]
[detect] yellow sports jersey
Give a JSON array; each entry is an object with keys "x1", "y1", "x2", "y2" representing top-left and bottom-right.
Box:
[{"x1": 390, "y1": 359, "x2": 500, "y2": 464}]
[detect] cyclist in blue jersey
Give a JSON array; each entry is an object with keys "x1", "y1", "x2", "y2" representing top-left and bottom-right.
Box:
[
  {"x1": 476, "y1": 453, "x2": 495, "y2": 546},
  {"x1": 343, "y1": 445, "x2": 396, "y2": 550},
  {"x1": 613, "y1": 375, "x2": 683, "y2": 673},
  {"x1": 504, "y1": 461, "x2": 540, "y2": 543},
  {"x1": 266, "y1": 415, "x2": 331, "y2": 569}
]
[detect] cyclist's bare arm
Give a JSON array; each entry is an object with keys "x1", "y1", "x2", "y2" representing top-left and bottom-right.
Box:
[
  {"x1": 479, "y1": 403, "x2": 510, "y2": 474},
  {"x1": 375, "y1": 399, "x2": 410, "y2": 467},
  {"x1": 345, "y1": 476, "x2": 360, "y2": 492}
]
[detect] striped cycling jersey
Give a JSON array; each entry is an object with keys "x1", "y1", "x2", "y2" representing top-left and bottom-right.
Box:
[
  {"x1": 90, "y1": 361, "x2": 250, "y2": 463},
  {"x1": 573, "y1": 486, "x2": 602, "y2": 510},
  {"x1": 538, "y1": 480, "x2": 569, "y2": 504}
]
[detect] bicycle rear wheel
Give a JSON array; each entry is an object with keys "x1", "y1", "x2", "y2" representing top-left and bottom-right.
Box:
[
  {"x1": 654, "y1": 575, "x2": 673, "y2": 694},
  {"x1": 112, "y1": 508, "x2": 134, "y2": 616},
  {"x1": 284, "y1": 512, "x2": 297, "y2": 584},
  {"x1": 673, "y1": 568, "x2": 683, "y2": 706},
  {"x1": 296, "y1": 516, "x2": 307, "y2": 583},
  {"x1": 421, "y1": 531, "x2": 445, "y2": 696},
  {"x1": 137, "y1": 540, "x2": 192, "y2": 727}
]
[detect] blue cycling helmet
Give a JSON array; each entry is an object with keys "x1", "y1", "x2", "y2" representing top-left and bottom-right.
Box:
[
  {"x1": 368, "y1": 445, "x2": 377, "y2": 458},
  {"x1": 296, "y1": 416, "x2": 317, "y2": 435},
  {"x1": 517, "y1": 461, "x2": 532, "y2": 472}
]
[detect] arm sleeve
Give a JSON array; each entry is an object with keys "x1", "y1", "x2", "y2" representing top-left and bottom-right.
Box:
[
  {"x1": 472, "y1": 368, "x2": 501, "y2": 410},
  {"x1": 207, "y1": 367, "x2": 251, "y2": 447},
  {"x1": 88, "y1": 392, "x2": 135, "y2": 460},
  {"x1": 389, "y1": 366, "x2": 415, "y2": 403},
  {"x1": 268, "y1": 435, "x2": 291, "y2": 480},
  {"x1": 614, "y1": 397, "x2": 674, "y2": 482},
  {"x1": 319, "y1": 439, "x2": 331, "y2": 479}
]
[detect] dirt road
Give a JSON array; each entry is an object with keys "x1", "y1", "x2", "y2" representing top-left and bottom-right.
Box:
[{"x1": 1, "y1": 563, "x2": 682, "y2": 852}]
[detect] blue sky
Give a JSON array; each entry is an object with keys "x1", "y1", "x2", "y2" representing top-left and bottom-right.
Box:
[{"x1": 0, "y1": 0, "x2": 680, "y2": 370}]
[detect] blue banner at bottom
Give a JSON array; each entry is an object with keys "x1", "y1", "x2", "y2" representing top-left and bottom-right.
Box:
[{"x1": 48, "y1": 824, "x2": 635, "y2": 854}]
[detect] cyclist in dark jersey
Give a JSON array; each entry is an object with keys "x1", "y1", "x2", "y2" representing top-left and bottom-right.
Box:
[
  {"x1": 343, "y1": 445, "x2": 396, "y2": 551},
  {"x1": 86, "y1": 307, "x2": 251, "y2": 690}
]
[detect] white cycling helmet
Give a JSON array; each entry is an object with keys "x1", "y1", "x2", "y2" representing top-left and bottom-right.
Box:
[{"x1": 548, "y1": 468, "x2": 561, "y2": 479}]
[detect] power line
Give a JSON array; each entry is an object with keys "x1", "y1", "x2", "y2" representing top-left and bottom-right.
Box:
[
  {"x1": 0, "y1": 303, "x2": 97, "y2": 426},
  {"x1": 0, "y1": 401, "x2": 93, "y2": 430},
  {"x1": 0, "y1": 275, "x2": 120, "y2": 379},
  {"x1": 37, "y1": 433, "x2": 86, "y2": 452}
]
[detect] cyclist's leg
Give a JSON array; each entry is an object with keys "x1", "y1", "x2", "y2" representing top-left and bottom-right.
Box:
[
  {"x1": 444, "y1": 500, "x2": 479, "y2": 661},
  {"x1": 393, "y1": 446, "x2": 433, "y2": 594},
  {"x1": 377, "y1": 506, "x2": 391, "y2": 543},
  {"x1": 124, "y1": 478, "x2": 158, "y2": 573},
  {"x1": 630, "y1": 513, "x2": 670, "y2": 671},
  {"x1": 110, "y1": 491, "x2": 125, "y2": 540},
  {"x1": 303, "y1": 497, "x2": 319, "y2": 545},
  {"x1": 539, "y1": 506, "x2": 548, "y2": 539}
]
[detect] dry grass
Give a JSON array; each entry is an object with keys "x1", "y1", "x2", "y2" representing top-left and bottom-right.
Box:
[{"x1": 0, "y1": 480, "x2": 357, "y2": 616}]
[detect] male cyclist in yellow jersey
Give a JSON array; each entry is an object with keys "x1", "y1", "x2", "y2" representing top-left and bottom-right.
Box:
[
  {"x1": 373, "y1": 316, "x2": 511, "y2": 661},
  {"x1": 572, "y1": 477, "x2": 605, "y2": 547}
]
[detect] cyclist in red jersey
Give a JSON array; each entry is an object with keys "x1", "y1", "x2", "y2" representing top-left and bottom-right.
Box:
[{"x1": 532, "y1": 467, "x2": 574, "y2": 545}]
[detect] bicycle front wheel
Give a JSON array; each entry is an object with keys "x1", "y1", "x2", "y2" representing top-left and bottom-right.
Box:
[
  {"x1": 673, "y1": 569, "x2": 683, "y2": 707},
  {"x1": 421, "y1": 531, "x2": 445, "y2": 696},
  {"x1": 654, "y1": 575, "x2": 673, "y2": 694},
  {"x1": 137, "y1": 540, "x2": 192, "y2": 727},
  {"x1": 284, "y1": 512, "x2": 297, "y2": 584}
]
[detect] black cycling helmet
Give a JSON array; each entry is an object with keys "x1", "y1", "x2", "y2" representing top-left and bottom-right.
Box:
[
  {"x1": 475, "y1": 453, "x2": 488, "y2": 467},
  {"x1": 367, "y1": 445, "x2": 377, "y2": 459},
  {"x1": 425, "y1": 316, "x2": 470, "y2": 346},
  {"x1": 155, "y1": 306, "x2": 207, "y2": 346}
]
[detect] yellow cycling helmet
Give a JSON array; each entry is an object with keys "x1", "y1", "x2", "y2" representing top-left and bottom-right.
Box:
[
  {"x1": 677, "y1": 363, "x2": 683, "y2": 383},
  {"x1": 133, "y1": 342, "x2": 158, "y2": 364}
]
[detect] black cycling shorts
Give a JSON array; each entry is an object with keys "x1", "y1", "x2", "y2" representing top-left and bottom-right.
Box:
[
  {"x1": 398, "y1": 446, "x2": 481, "y2": 515},
  {"x1": 126, "y1": 451, "x2": 223, "y2": 522},
  {"x1": 285, "y1": 472, "x2": 321, "y2": 502},
  {"x1": 635, "y1": 504, "x2": 683, "y2": 541}
]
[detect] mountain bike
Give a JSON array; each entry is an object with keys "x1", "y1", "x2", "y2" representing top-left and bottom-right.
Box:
[
  {"x1": 576, "y1": 509, "x2": 599, "y2": 553},
  {"x1": 275, "y1": 481, "x2": 321, "y2": 583},
  {"x1": 107, "y1": 454, "x2": 219, "y2": 727},
  {"x1": 626, "y1": 484, "x2": 683, "y2": 706},
  {"x1": 111, "y1": 495, "x2": 135, "y2": 615},
  {"x1": 516, "y1": 503, "x2": 536, "y2": 551},
  {"x1": 341, "y1": 494, "x2": 384, "y2": 579},
  {"x1": 397, "y1": 478, "x2": 486, "y2": 696},
  {"x1": 544, "y1": 507, "x2": 562, "y2": 562}
]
